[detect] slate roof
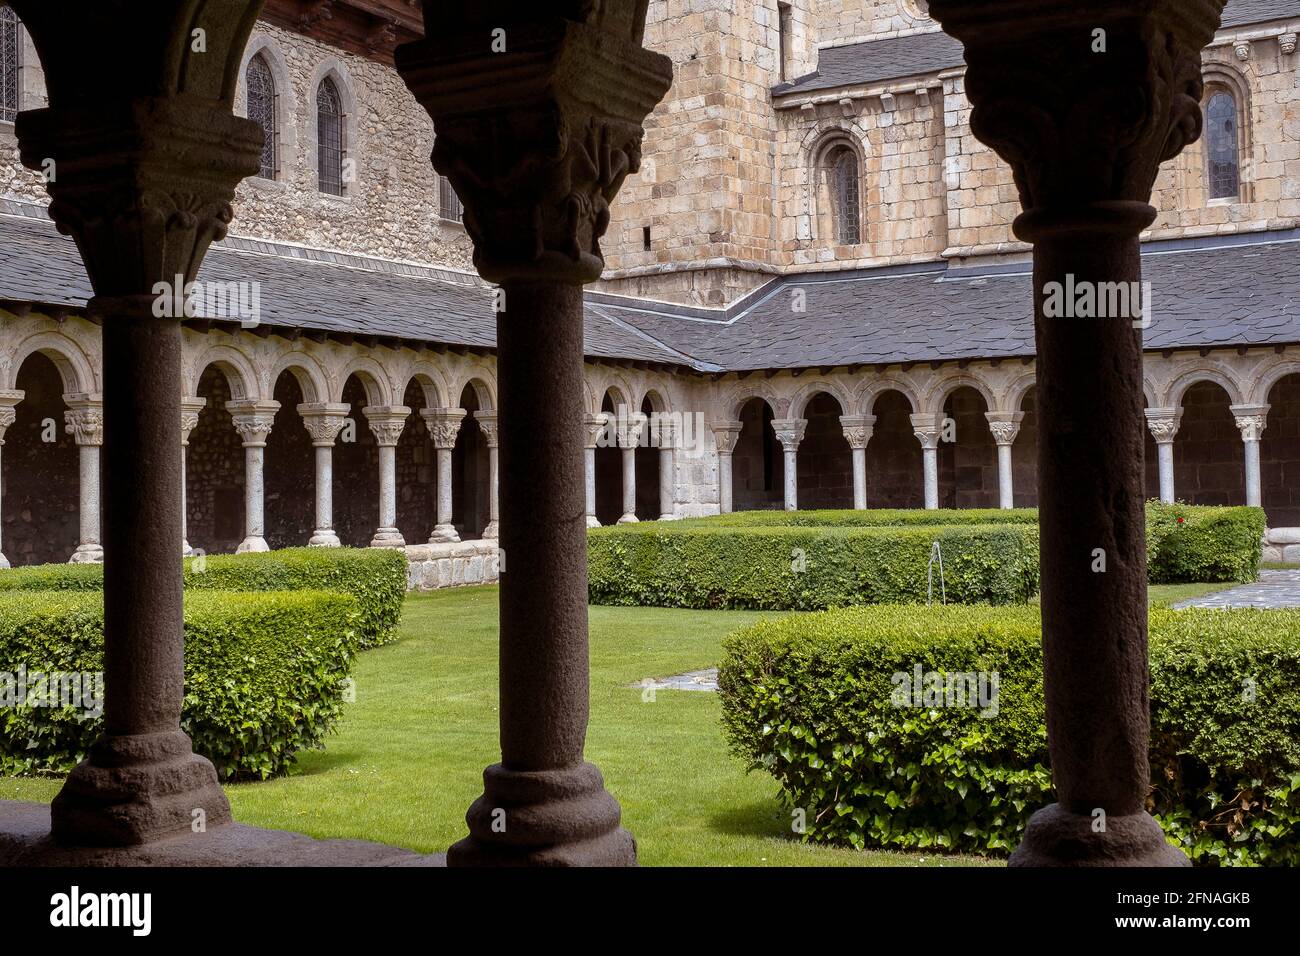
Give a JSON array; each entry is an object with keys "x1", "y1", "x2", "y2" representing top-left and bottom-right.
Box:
[
  {"x1": 593, "y1": 232, "x2": 1300, "y2": 370},
  {"x1": 3, "y1": 203, "x2": 1299, "y2": 373},
  {"x1": 773, "y1": 0, "x2": 1300, "y2": 96},
  {"x1": 0, "y1": 205, "x2": 687, "y2": 368}
]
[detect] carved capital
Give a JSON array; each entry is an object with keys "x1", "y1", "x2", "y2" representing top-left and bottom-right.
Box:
[
  {"x1": 928, "y1": 1, "x2": 1225, "y2": 225},
  {"x1": 771, "y1": 418, "x2": 807, "y2": 450},
  {"x1": 474, "y1": 410, "x2": 500, "y2": 448},
  {"x1": 911, "y1": 412, "x2": 945, "y2": 450},
  {"x1": 1281, "y1": 32, "x2": 1298, "y2": 55},
  {"x1": 16, "y1": 99, "x2": 263, "y2": 299},
  {"x1": 64, "y1": 395, "x2": 105, "y2": 447},
  {"x1": 1231, "y1": 404, "x2": 1270, "y2": 443},
  {"x1": 709, "y1": 420, "x2": 744, "y2": 456},
  {"x1": 227, "y1": 400, "x2": 280, "y2": 447},
  {"x1": 839, "y1": 414, "x2": 876, "y2": 450},
  {"x1": 397, "y1": 14, "x2": 672, "y2": 284},
  {"x1": 298, "y1": 402, "x2": 353, "y2": 447},
  {"x1": 985, "y1": 410, "x2": 1026, "y2": 447},
  {"x1": 584, "y1": 414, "x2": 609, "y2": 449},
  {"x1": 1144, "y1": 407, "x2": 1182, "y2": 444},
  {"x1": 620, "y1": 411, "x2": 649, "y2": 449},
  {"x1": 0, "y1": 390, "x2": 21, "y2": 444},
  {"x1": 364, "y1": 405, "x2": 412, "y2": 447},
  {"x1": 180, "y1": 397, "x2": 207, "y2": 446},
  {"x1": 421, "y1": 407, "x2": 467, "y2": 449}
]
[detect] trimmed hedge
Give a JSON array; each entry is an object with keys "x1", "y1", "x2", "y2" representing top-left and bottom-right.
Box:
[
  {"x1": 0, "y1": 547, "x2": 408, "y2": 648},
  {"x1": 1147, "y1": 502, "x2": 1266, "y2": 585},
  {"x1": 589, "y1": 524, "x2": 1039, "y2": 609},
  {"x1": 720, "y1": 604, "x2": 1300, "y2": 865},
  {"x1": 0, "y1": 589, "x2": 360, "y2": 780},
  {"x1": 670, "y1": 509, "x2": 1039, "y2": 529}
]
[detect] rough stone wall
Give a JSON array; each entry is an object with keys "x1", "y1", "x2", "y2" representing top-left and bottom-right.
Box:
[
  {"x1": 816, "y1": 0, "x2": 936, "y2": 46},
  {"x1": 188, "y1": 367, "x2": 247, "y2": 556},
  {"x1": 938, "y1": 387, "x2": 997, "y2": 510},
  {"x1": 795, "y1": 392, "x2": 853, "y2": 508},
  {"x1": 4, "y1": 352, "x2": 77, "y2": 566},
  {"x1": 1171, "y1": 380, "x2": 1246, "y2": 506}
]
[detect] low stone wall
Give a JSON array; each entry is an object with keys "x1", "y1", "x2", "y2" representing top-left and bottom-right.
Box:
[
  {"x1": 404, "y1": 540, "x2": 501, "y2": 591},
  {"x1": 1262, "y1": 528, "x2": 1300, "y2": 564}
]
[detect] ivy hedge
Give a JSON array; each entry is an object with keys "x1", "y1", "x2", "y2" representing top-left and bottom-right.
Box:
[
  {"x1": 0, "y1": 547, "x2": 408, "y2": 648},
  {"x1": 719, "y1": 604, "x2": 1300, "y2": 865},
  {"x1": 0, "y1": 589, "x2": 360, "y2": 780},
  {"x1": 591, "y1": 504, "x2": 1264, "y2": 607},
  {"x1": 589, "y1": 524, "x2": 1040, "y2": 609}
]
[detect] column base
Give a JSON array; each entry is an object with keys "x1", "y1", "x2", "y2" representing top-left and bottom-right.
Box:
[
  {"x1": 585, "y1": 515, "x2": 601, "y2": 528},
  {"x1": 0, "y1": 551, "x2": 11, "y2": 569},
  {"x1": 308, "y1": 530, "x2": 342, "y2": 547},
  {"x1": 50, "y1": 730, "x2": 232, "y2": 847},
  {"x1": 447, "y1": 762, "x2": 636, "y2": 867},
  {"x1": 370, "y1": 528, "x2": 406, "y2": 548},
  {"x1": 68, "y1": 543, "x2": 104, "y2": 564},
  {"x1": 617, "y1": 513, "x2": 639, "y2": 525},
  {"x1": 482, "y1": 521, "x2": 499, "y2": 540},
  {"x1": 1009, "y1": 803, "x2": 1189, "y2": 867},
  {"x1": 429, "y1": 524, "x2": 460, "y2": 544},
  {"x1": 236, "y1": 536, "x2": 270, "y2": 554},
  {"x1": 182, "y1": 540, "x2": 193, "y2": 558}
]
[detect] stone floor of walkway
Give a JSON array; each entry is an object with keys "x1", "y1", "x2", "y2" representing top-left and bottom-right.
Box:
[
  {"x1": 1172, "y1": 569, "x2": 1300, "y2": 609},
  {"x1": 633, "y1": 668, "x2": 719, "y2": 692}
]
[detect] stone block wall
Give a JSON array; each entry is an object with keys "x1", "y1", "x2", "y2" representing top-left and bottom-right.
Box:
[{"x1": 405, "y1": 541, "x2": 500, "y2": 591}]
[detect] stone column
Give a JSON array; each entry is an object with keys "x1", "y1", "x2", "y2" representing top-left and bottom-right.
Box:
[
  {"x1": 709, "y1": 420, "x2": 743, "y2": 514},
  {"x1": 476, "y1": 410, "x2": 500, "y2": 539},
  {"x1": 617, "y1": 411, "x2": 648, "y2": 523},
  {"x1": 397, "y1": 4, "x2": 672, "y2": 865},
  {"x1": 1231, "y1": 404, "x2": 1269, "y2": 508},
  {"x1": 1145, "y1": 407, "x2": 1183, "y2": 504},
  {"x1": 0, "y1": 390, "x2": 22, "y2": 569},
  {"x1": 10, "y1": 0, "x2": 266, "y2": 846},
  {"x1": 771, "y1": 418, "x2": 807, "y2": 512},
  {"x1": 422, "y1": 407, "x2": 465, "y2": 543},
  {"x1": 179, "y1": 397, "x2": 206, "y2": 557},
  {"x1": 363, "y1": 405, "x2": 410, "y2": 548},
  {"x1": 583, "y1": 414, "x2": 607, "y2": 527},
  {"x1": 929, "y1": 0, "x2": 1224, "y2": 866},
  {"x1": 985, "y1": 411, "x2": 1025, "y2": 510},
  {"x1": 63, "y1": 395, "x2": 105, "y2": 564},
  {"x1": 298, "y1": 402, "x2": 351, "y2": 547},
  {"x1": 911, "y1": 412, "x2": 943, "y2": 510},
  {"x1": 227, "y1": 401, "x2": 279, "y2": 554},
  {"x1": 840, "y1": 414, "x2": 875, "y2": 510},
  {"x1": 655, "y1": 416, "x2": 677, "y2": 520}
]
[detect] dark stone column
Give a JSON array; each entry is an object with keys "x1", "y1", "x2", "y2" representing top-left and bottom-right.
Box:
[
  {"x1": 10, "y1": 1, "x2": 265, "y2": 846},
  {"x1": 397, "y1": 7, "x2": 671, "y2": 865},
  {"x1": 928, "y1": 1, "x2": 1225, "y2": 865}
]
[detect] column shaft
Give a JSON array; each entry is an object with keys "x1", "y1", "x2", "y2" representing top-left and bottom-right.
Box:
[
  {"x1": 922, "y1": 446, "x2": 939, "y2": 510},
  {"x1": 997, "y1": 443, "x2": 1014, "y2": 509},
  {"x1": 1158, "y1": 443, "x2": 1175, "y2": 504},
  {"x1": 619, "y1": 446, "x2": 638, "y2": 523},
  {"x1": 584, "y1": 446, "x2": 598, "y2": 527},
  {"x1": 312, "y1": 446, "x2": 336, "y2": 544},
  {"x1": 486, "y1": 444, "x2": 500, "y2": 537},
  {"x1": 783, "y1": 448, "x2": 798, "y2": 511},
  {"x1": 242, "y1": 445, "x2": 266, "y2": 549},
  {"x1": 658, "y1": 447, "x2": 673, "y2": 519},
  {"x1": 1244, "y1": 439, "x2": 1262, "y2": 507},
  {"x1": 71, "y1": 444, "x2": 102, "y2": 561},
  {"x1": 852, "y1": 447, "x2": 867, "y2": 510},
  {"x1": 718, "y1": 453, "x2": 734, "y2": 514}
]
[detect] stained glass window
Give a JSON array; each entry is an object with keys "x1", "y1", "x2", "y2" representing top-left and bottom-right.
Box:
[
  {"x1": 1, "y1": 6, "x2": 19, "y2": 125},
  {"x1": 829, "y1": 146, "x2": 861, "y2": 244},
  {"x1": 1206, "y1": 91, "x2": 1239, "y2": 201},
  {"x1": 246, "y1": 55, "x2": 277, "y2": 180},
  {"x1": 317, "y1": 77, "x2": 345, "y2": 196}
]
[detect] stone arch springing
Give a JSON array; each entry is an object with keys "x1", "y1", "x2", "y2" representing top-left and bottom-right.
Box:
[
  {"x1": 185, "y1": 345, "x2": 257, "y2": 401},
  {"x1": 333, "y1": 357, "x2": 393, "y2": 407},
  {"x1": 733, "y1": 395, "x2": 782, "y2": 511},
  {"x1": 865, "y1": 387, "x2": 922, "y2": 509},
  {"x1": 5, "y1": 351, "x2": 78, "y2": 564},
  {"x1": 796, "y1": 390, "x2": 852, "y2": 510},
  {"x1": 264, "y1": 369, "x2": 314, "y2": 548},
  {"x1": 921, "y1": 372, "x2": 998, "y2": 419},
  {"x1": 401, "y1": 366, "x2": 450, "y2": 412},
  {"x1": 268, "y1": 353, "x2": 328, "y2": 405},
  {"x1": 1163, "y1": 367, "x2": 1245, "y2": 409},
  {"x1": 452, "y1": 382, "x2": 490, "y2": 538}
]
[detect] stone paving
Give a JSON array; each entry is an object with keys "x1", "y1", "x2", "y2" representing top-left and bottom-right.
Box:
[
  {"x1": 631, "y1": 668, "x2": 719, "y2": 692},
  {"x1": 1172, "y1": 569, "x2": 1300, "y2": 609}
]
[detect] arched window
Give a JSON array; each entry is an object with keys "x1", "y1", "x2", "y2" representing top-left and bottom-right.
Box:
[
  {"x1": 1205, "y1": 90, "x2": 1239, "y2": 200},
  {"x1": 439, "y1": 175, "x2": 463, "y2": 223},
  {"x1": 246, "y1": 54, "x2": 277, "y2": 180},
  {"x1": 827, "y1": 145, "x2": 861, "y2": 244},
  {"x1": 317, "y1": 77, "x2": 345, "y2": 196},
  {"x1": 1, "y1": 5, "x2": 19, "y2": 125}
]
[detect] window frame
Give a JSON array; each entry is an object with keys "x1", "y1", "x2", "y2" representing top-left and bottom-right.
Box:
[
  {"x1": 0, "y1": 5, "x2": 20, "y2": 126},
  {"x1": 316, "y1": 76, "x2": 347, "y2": 197},
  {"x1": 246, "y1": 53, "x2": 279, "y2": 181}
]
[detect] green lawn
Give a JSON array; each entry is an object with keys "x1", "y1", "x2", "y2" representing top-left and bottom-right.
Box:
[
  {"x1": 1, "y1": 587, "x2": 989, "y2": 866},
  {"x1": 0, "y1": 581, "x2": 1237, "y2": 865}
]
